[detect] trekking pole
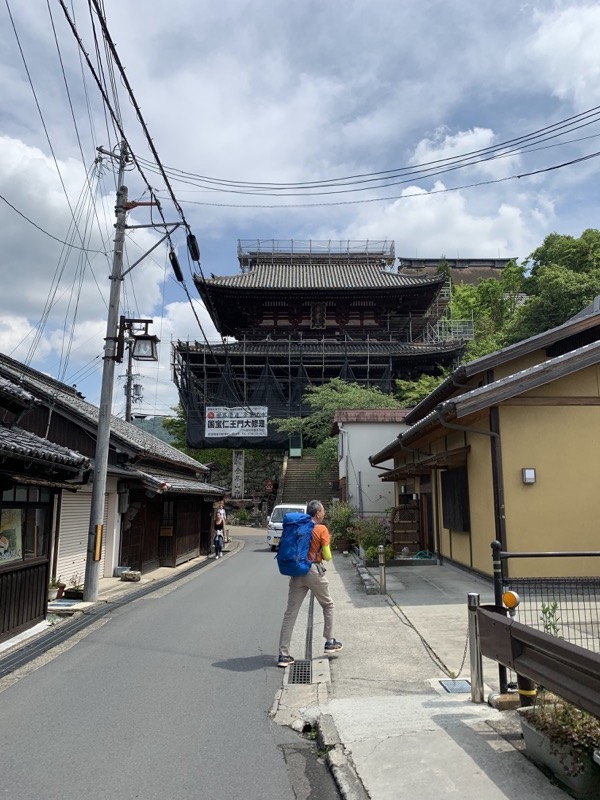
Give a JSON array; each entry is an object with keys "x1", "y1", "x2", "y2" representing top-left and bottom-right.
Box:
[{"x1": 378, "y1": 545, "x2": 386, "y2": 594}]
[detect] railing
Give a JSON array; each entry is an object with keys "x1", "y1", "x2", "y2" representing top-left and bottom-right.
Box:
[
  {"x1": 491, "y1": 541, "x2": 600, "y2": 692},
  {"x1": 238, "y1": 239, "x2": 395, "y2": 260},
  {"x1": 475, "y1": 603, "x2": 600, "y2": 718}
]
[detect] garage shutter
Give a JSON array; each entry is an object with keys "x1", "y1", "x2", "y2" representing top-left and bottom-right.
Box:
[{"x1": 56, "y1": 490, "x2": 108, "y2": 585}]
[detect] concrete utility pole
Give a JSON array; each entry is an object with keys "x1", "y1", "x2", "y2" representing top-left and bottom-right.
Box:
[{"x1": 83, "y1": 144, "x2": 129, "y2": 602}]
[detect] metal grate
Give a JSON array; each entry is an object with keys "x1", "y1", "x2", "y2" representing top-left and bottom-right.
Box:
[
  {"x1": 439, "y1": 679, "x2": 471, "y2": 693},
  {"x1": 288, "y1": 659, "x2": 312, "y2": 685}
]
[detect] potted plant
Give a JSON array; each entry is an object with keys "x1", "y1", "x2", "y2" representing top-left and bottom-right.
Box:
[
  {"x1": 63, "y1": 572, "x2": 84, "y2": 600},
  {"x1": 326, "y1": 502, "x2": 358, "y2": 552},
  {"x1": 517, "y1": 692, "x2": 600, "y2": 796},
  {"x1": 48, "y1": 575, "x2": 66, "y2": 601}
]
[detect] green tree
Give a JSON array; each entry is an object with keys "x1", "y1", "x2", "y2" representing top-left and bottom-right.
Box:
[
  {"x1": 527, "y1": 229, "x2": 600, "y2": 277},
  {"x1": 275, "y1": 379, "x2": 404, "y2": 476},
  {"x1": 274, "y1": 378, "x2": 403, "y2": 447},
  {"x1": 394, "y1": 372, "x2": 448, "y2": 406},
  {"x1": 504, "y1": 264, "x2": 600, "y2": 344}
]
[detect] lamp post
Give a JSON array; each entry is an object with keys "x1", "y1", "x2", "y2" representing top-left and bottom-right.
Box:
[{"x1": 119, "y1": 317, "x2": 160, "y2": 422}]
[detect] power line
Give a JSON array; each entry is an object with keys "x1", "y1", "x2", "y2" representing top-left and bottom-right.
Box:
[
  {"x1": 0, "y1": 191, "x2": 108, "y2": 252},
  {"x1": 136, "y1": 105, "x2": 600, "y2": 194},
  {"x1": 163, "y1": 149, "x2": 600, "y2": 209}
]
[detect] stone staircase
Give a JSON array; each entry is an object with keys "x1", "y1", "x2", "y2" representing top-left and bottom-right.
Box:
[{"x1": 280, "y1": 453, "x2": 339, "y2": 507}]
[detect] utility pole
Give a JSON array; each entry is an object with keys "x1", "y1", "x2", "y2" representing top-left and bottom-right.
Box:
[
  {"x1": 83, "y1": 143, "x2": 129, "y2": 602},
  {"x1": 82, "y1": 143, "x2": 185, "y2": 602}
]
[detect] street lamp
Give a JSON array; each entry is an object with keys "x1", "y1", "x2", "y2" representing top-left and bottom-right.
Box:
[
  {"x1": 117, "y1": 317, "x2": 160, "y2": 423},
  {"x1": 116, "y1": 317, "x2": 160, "y2": 363},
  {"x1": 131, "y1": 334, "x2": 159, "y2": 361}
]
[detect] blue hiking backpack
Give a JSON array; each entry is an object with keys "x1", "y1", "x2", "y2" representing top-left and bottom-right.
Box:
[{"x1": 276, "y1": 512, "x2": 315, "y2": 576}]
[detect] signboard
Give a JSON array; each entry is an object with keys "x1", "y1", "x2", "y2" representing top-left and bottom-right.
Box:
[
  {"x1": 205, "y1": 406, "x2": 268, "y2": 438},
  {"x1": 232, "y1": 450, "x2": 244, "y2": 499}
]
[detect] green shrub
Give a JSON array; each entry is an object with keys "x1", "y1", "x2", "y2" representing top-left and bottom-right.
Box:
[
  {"x1": 326, "y1": 501, "x2": 359, "y2": 544},
  {"x1": 351, "y1": 516, "x2": 389, "y2": 550},
  {"x1": 365, "y1": 545, "x2": 395, "y2": 561}
]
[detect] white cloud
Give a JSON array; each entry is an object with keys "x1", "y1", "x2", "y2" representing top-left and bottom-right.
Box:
[
  {"x1": 318, "y1": 181, "x2": 555, "y2": 261},
  {"x1": 410, "y1": 127, "x2": 522, "y2": 181},
  {"x1": 529, "y1": 5, "x2": 600, "y2": 108}
]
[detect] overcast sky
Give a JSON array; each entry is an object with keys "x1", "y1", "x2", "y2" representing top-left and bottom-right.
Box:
[{"x1": 1, "y1": 0, "x2": 599, "y2": 417}]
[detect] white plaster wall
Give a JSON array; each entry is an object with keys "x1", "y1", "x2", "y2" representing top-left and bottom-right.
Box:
[{"x1": 340, "y1": 422, "x2": 408, "y2": 517}]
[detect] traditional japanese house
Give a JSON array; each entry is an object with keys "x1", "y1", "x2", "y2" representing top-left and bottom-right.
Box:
[
  {"x1": 174, "y1": 240, "x2": 466, "y2": 448},
  {"x1": 369, "y1": 296, "x2": 600, "y2": 577},
  {"x1": 0, "y1": 377, "x2": 91, "y2": 642},
  {"x1": 0, "y1": 352, "x2": 225, "y2": 643}
]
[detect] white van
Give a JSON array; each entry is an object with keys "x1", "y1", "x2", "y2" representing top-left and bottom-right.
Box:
[{"x1": 267, "y1": 503, "x2": 307, "y2": 550}]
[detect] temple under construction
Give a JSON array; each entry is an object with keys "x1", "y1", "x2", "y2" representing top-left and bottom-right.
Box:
[{"x1": 173, "y1": 240, "x2": 479, "y2": 448}]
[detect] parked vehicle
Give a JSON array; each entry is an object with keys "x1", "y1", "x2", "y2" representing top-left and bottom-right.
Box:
[{"x1": 267, "y1": 503, "x2": 307, "y2": 550}]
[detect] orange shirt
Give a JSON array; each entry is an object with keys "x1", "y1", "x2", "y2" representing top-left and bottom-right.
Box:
[{"x1": 308, "y1": 523, "x2": 330, "y2": 564}]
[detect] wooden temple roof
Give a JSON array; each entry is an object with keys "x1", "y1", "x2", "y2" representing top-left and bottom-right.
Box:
[
  {"x1": 195, "y1": 262, "x2": 445, "y2": 292},
  {"x1": 176, "y1": 339, "x2": 464, "y2": 358}
]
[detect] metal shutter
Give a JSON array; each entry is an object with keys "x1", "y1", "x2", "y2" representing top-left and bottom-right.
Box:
[{"x1": 56, "y1": 490, "x2": 108, "y2": 585}]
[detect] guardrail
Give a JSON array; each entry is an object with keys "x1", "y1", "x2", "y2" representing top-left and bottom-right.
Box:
[
  {"x1": 491, "y1": 541, "x2": 600, "y2": 692},
  {"x1": 476, "y1": 602, "x2": 600, "y2": 718}
]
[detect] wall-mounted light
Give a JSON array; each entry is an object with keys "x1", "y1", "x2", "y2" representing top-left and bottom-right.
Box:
[{"x1": 521, "y1": 468, "x2": 536, "y2": 485}]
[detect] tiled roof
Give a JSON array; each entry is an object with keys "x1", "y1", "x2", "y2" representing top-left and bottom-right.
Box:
[
  {"x1": 0, "y1": 376, "x2": 38, "y2": 406},
  {"x1": 197, "y1": 263, "x2": 444, "y2": 290},
  {"x1": 405, "y1": 297, "x2": 600, "y2": 424},
  {"x1": 0, "y1": 424, "x2": 90, "y2": 469},
  {"x1": 179, "y1": 339, "x2": 463, "y2": 357},
  {"x1": 138, "y1": 470, "x2": 226, "y2": 496},
  {"x1": 0, "y1": 354, "x2": 207, "y2": 473},
  {"x1": 372, "y1": 338, "x2": 600, "y2": 461}
]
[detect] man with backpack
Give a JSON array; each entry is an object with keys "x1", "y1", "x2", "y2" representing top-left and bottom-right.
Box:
[{"x1": 277, "y1": 499, "x2": 343, "y2": 667}]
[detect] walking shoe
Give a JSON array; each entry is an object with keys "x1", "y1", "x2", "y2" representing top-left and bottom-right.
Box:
[
  {"x1": 277, "y1": 654, "x2": 295, "y2": 668},
  {"x1": 324, "y1": 639, "x2": 343, "y2": 653}
]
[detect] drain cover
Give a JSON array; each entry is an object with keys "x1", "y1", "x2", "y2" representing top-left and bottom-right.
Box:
[
  {"x1": 439, "y1": 679, "x2": 471, "y2": 693},
  {"x1": 288, "y1": 660, "x2": 312, "y2": 685}
]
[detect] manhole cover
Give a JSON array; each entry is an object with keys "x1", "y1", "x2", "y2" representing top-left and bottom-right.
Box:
[
  {"x1": 288, "y1": 660, "x2": 312, "y2": 685},
  {"x1": 439, "y1": 679, "x2": 471, "y2": 693}
]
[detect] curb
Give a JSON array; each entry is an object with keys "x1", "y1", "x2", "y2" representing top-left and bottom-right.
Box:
[
  {"x1": 317, "y1": 714, "x2": 370, "y2": 800},
  {"x1": 355, "y1": 564, "x2": 379, "y2": 594}
]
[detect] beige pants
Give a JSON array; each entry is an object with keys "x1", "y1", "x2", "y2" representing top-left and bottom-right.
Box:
[{"x1": 278, "y1": 565, "x2": 335, "y2": 656}]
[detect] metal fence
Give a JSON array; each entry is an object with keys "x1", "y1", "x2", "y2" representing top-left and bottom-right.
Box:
[
  {"x1": 503, "y1": 576, "x2": 600, "y2": 653},
  {"x1": 491, "y1": 541, "x2": 600, "y2": 692}
]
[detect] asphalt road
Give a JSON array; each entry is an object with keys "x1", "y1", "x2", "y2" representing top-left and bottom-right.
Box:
[{"x1": 0, "y1": 530, "x2": 340, "y2": 800}]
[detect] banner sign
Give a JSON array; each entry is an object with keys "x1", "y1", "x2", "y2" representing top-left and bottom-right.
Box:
[
  {"x1": 205, "y1": 406, "x2": 268, "y2": 438},
  {"x1": 232, "y1": 450, "x2": 244, "y2": 499}
]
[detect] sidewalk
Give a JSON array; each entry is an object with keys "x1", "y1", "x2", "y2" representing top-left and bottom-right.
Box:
[{"x1": 271, "y1": 552, "x2": 571, "y2": 799}]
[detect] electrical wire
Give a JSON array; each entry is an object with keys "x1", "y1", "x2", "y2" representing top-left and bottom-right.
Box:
[
  {"x1": 134, "y1": 105, "x2": 600, "y2": 194},
  {"x1": 162, "y1": 149, "x2": 600, "y2": 209},
  {"x1": 0, "y1": 192, "x2": 108, "y2": 252}
]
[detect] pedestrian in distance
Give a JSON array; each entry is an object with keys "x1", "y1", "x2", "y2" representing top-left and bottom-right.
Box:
[
  {"x1": 213, "y1": 528, "x2": 224, "y2": 559},
  {"x1": 214, "y1": 501, "x2": 226, "y2": 557},
  {"x1": 215, "y1": 500, "x2": 228, "y2": 544},
  {"x1": 277, "y1": 499, "x2": 343, "y2": 667}
]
